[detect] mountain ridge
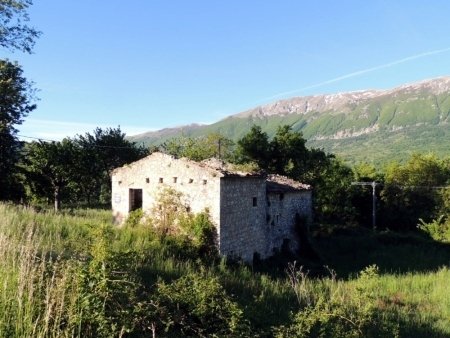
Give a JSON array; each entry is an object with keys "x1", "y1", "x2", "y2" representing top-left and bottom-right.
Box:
[{"x1": 130, "y1": 76, "x2": 450, "y2": 164}]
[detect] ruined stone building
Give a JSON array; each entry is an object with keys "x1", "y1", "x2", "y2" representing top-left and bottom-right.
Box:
[{"x1": 111, "y1": 152, "x2": 312, "y2": 262}]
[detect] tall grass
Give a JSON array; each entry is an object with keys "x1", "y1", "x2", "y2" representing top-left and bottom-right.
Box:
[
  {"x1": 0, "y1": 205, "x2": 84, "y2": 337},
  {"x1": 1, "y1": 203, "x2": 450, "y2": 337}
]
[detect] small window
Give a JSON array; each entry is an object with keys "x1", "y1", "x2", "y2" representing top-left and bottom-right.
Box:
[
  {"x1": 203, "y1": 179, "x2": 207, "y2": 185},
  {"x1": 186, "y1": 206, "x2": 191, "y2": 213},
  {"x1": 173, "y1": 177, "x2": 177, "y2": 183},
  {"x1": 118, "y1": 180, "x2": 122, "y2": 185},
  {"x1": 188, "y1": 178, "x2": 194, "y2": 184},
  {"x1": 252, "y1": 197, "x2": 258, "y2": 207},
  {"x1": 146, "y1": 178, "x2": 150, "y2": 183},
  {"x1": 159, "y1": 177, "x2": 163, "y2": 183}
]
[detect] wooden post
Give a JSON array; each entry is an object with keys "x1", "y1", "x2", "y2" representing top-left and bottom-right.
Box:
[{"x1": 351, "y1": 181, "x2": 380, "y2": 230}]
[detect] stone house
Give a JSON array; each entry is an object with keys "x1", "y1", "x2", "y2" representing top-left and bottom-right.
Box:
[{"x1": 111, "y1": 152, "x2": 312, "y2": 262}]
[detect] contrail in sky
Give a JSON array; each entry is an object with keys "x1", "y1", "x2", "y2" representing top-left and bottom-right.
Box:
[{"x1": 261, "y1": 47, "x2": 450, "y2": 103}]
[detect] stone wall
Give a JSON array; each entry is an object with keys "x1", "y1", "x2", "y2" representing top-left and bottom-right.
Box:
[
  {"x1": 266, "y1": 190, "x2": 312, "y2": 255},
  {"x1": 111, "y1": 153, "x2": 222, "y2": 232},
  {"x1": 219, "y1": 176, "x2": 267, "y2": 261}
]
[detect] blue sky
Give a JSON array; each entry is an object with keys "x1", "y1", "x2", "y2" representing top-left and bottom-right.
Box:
[{"x1": 3, "y1": 1, "x2": 450, "y2": 140}]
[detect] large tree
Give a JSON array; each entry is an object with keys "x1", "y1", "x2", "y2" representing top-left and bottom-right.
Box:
[
  {"x1": 236, "y1": 125, "x2": 270, "y2": 169},
  {"x1": 25, "y1": 139, "x2": 76, "y2": 211},
  {"x1": 0, "y1": 0, "x2": 39, "y2": 200},
  {"x1": 0, "y1": 0, "x2": 41, "y2": 53},
  {"x1": 0, "y1": 60, "x2": 36, "y2": 200},
  {"x1": 73, "y1": 127, "x2": 149, "y2": 205}
]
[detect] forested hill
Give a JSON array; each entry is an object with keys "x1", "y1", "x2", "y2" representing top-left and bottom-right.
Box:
[{"x1": 130, "y1": 77, "x2": 450, "y2": 164}]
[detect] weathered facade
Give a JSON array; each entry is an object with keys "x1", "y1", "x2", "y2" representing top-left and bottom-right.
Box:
[{"x1": 111, "y1": 152, "x2": 312, "y2": 262}]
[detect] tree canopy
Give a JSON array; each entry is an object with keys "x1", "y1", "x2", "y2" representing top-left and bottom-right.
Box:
[
  {"x1": 162, "y1": 133, "x2": 235, "y2": 162},
  {"x1": 23, "y1": 127, "x2": 149, "y2": 210},
  {"x1": 0, "y1": 0, "x2": 41, "y2": 53},
  {"x1": 0, "y1": 60, "x2": 36, "y2": 200}
]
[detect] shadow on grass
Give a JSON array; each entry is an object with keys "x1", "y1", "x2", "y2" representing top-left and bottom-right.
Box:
[{"x1": 311, "y1": 225, "x2": 450, "y2": 278}]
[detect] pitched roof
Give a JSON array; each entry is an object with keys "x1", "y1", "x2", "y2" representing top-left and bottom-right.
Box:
[
  {"x1": 266, "y1": 174, "x2": 312, "y2": 192},
  {"x1": 113, "y1": 152, "x2": 311, "y2": 190}
]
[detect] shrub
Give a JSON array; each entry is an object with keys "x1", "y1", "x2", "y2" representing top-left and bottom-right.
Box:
[
  {"x1": 417, "y1": 216, "x2": 450, "y2": 242},
  {"x1": 124, "y1": 208, "x2": 144, "y2": 228},
  {"x1": 154, "y1": 271, "x2": 250, "y2": 337}
]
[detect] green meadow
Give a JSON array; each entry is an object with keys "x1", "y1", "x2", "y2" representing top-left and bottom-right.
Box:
[{"x1": 1, "y1": 203, "x2": 450, "y2": 337}]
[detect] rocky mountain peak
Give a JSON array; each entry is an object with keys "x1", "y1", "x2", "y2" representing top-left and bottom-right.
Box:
[{"x1": 236, "y1": 76, "x2": 450, "y2": 118}]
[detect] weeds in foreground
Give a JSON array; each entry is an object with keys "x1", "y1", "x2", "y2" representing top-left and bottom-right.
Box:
[{"x1": 0, "y1": 203, "x2": 449, "y2": 337}]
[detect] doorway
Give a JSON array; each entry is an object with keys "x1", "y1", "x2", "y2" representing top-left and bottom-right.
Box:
[{"x1": 129, "y1": 189, "x2": 143, "y2": 211}]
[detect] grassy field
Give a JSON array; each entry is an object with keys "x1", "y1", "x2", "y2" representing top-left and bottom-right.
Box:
[{"x1": 1, "y1": 203, "x2": 449, "y2": 337}]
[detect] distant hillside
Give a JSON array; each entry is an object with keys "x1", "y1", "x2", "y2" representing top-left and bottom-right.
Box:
[{"x1": 129, "y1": 77, "x2": 450, "y2": 164}]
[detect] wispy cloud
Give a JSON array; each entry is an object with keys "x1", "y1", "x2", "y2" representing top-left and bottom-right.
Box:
[
  {"x1": 260, "y1": 47, "x2": 450, "y2": 103},
  {"x1": 18, "y1": 118, "x2": 154, "y2": 141}
]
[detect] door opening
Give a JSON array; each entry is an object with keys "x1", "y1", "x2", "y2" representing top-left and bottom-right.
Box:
[{"x1": 129, "y1": 189, "x2": 143, "y2": 211}]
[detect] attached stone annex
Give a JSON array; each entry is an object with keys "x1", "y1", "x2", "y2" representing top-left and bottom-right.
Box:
[{"x1": 111, "y1": 152, "x2": 312, "y2": 262}]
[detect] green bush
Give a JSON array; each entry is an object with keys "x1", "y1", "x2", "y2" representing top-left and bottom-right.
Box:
[
  {"x1": 154, "y1": 271, "x2": 250, "y2": 337},
  {"x1": 417, "y1": 216, "x2": 450, "y2": 242},
  {"x1": 124, "y1": 208, "x2": 144, "y2": 228}
]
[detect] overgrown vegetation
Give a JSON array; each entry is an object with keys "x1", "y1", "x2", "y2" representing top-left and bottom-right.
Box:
[{"x1": 1, "y1": 203, "x2": 450, "y2": 337}]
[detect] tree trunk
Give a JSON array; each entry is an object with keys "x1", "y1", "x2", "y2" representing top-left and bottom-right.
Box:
[{"x1": 54, "y1": 186, "x2": 60, "y2": 212}]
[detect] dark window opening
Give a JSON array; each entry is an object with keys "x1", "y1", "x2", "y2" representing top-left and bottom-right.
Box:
[
  {"x1": 203, "y1": 179, "x2": 207, "y2": 185},
  {"x1": 173, "y1": 177, "x2": 177, "y2": 183},
  {"x1": 159, "y1": 177, "x2": 163, "y2": 183},
  {"x1": 146, "y1": 178, "x2": 150, "y2": 183},
  {"x1": 118, "y1": 180, "x2": 122, "y2": 185},
  {"x1": 186, "y1": 206, "x2": 191, "y2": 213},
  {"x1": 252, "y1": 197, "x2": 258, "y2": 207},
  {"x1": 129, "y1": 189, "x2": 143, "y2": 212},
  {"x1": 188, "y1": 178, "x2": 194, "y2": 183}
]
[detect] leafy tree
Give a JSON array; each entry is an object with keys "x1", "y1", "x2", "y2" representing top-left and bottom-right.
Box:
[
  {"x1": 313, "y1": 158, "x2": 356, "y2": 224},
  {"x1": 269, "y1": 125, "x2": 310, "y2": 179},
  {"x1": 0, "y1": 0, "x2": 41, "y2": 53},
  {"x1": 163, "y1": 133, "x2": 235, "y2": 161},
  {"x1": 380, "y1": 153, "x2": 450, "y2": 230},
  {"x1": 236, "y1": 125, "x2": 270, "y2": 169},
  {"x1": 73, "y1": 127, "x2": 149, "y2": 205},
  {"x1": 24, "y1": 139, "x2": 76, "y2": 211},
  {"x1": 0, "y1": 60, "x2": 36, "y2": 200},
  {"x1": 236, "y1": 125, "x2": 354, "y2": 224}
]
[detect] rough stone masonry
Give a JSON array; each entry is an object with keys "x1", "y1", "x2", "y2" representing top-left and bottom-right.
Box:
[{"x1": 111, "y1": 152, "x2": 312, "y2": 262}]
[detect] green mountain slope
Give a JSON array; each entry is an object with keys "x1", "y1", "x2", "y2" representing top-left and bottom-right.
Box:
[{"x1": 130, "y1": 77, "x2": 450, "y2": 164}]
